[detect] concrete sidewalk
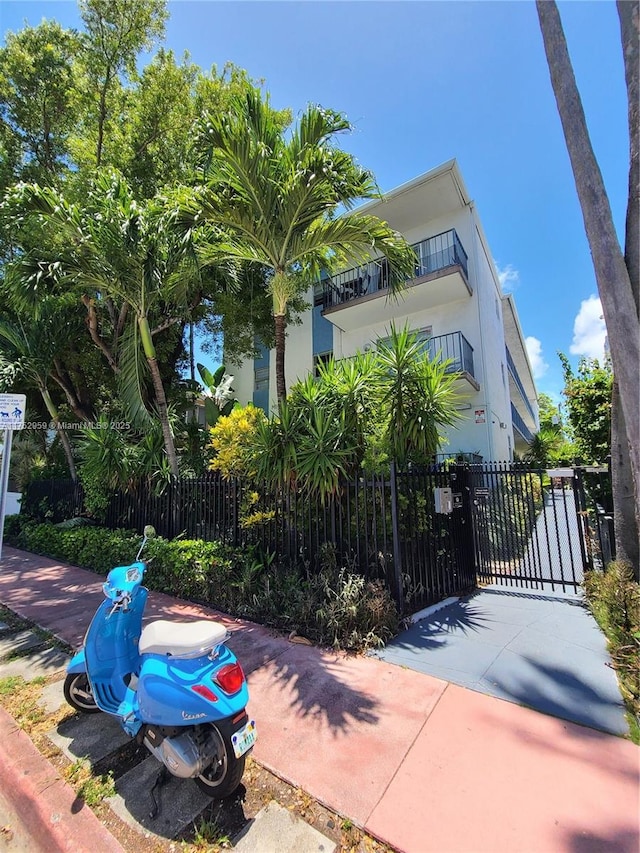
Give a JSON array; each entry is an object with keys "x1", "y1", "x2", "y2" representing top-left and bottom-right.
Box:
[
  {"x1": 0, "y1": 547, "x2": 638, "y2": 853},
  {"x1": 376, "y1": 586, "x2": 628, "y2": 735}
]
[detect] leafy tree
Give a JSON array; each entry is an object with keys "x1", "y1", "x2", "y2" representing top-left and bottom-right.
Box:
[
  {"x1": 537, "y1": 392, "x2": 561, "y2": 432},
  {"x1": 76, "y1": 0, "x2": 167, "y2": 169},
  {"x1": 0, "y1": 21, "x2": 80, "y2": 186},
  {"x1": 536, "y1": 1, "x2": 638, "y2": 570},
  {"x1": 559, "y1": 353, "x2": 612, "y2": 465},
  {"x1": 178, "y1": 89, "x2": 417, "y2": 404},
  {"x1": 4, "y1": 172, "x2": 203, "y2": 476},
  {"x1": 0, "y1": 297, "x2": 80, "y2": 480}
]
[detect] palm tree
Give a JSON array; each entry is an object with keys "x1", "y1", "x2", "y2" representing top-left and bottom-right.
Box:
[
  {"x1": 178, "y1": 89, "x2": 417, "y2": 404},
  {"x1": 4, "y1": 172, "x2": 200, "y2": 476}
]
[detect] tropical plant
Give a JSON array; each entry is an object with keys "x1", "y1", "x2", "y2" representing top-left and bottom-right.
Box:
[
  {"x1": 177, "y1": 88, "x2": 417, "y2": 404},
  {"x1": 374, "y1": 325, "x2": 463, "y2": 468},
  {"x1": 524, "y1": 428, "x2": 564, "y2": 467},
  {"x1": 249, "y1": 325, "x2": 464, "y2": 499},
  {"x1": 197, "y1": 363, "x2": 237, "y2": 426}
]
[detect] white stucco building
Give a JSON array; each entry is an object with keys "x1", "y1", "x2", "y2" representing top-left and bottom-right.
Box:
[{"x1": 229, "y1": 160, "x2": 538, "y2": 462}]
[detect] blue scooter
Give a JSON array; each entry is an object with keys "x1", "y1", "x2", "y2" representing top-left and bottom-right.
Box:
[{"x1": 64, "y1": 527, "x2": 256, "y2": 799}]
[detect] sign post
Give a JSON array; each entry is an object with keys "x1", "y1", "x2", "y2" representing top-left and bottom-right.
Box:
[{"x1": 0, "y1": 394, "x2": 26, "y2": 559}]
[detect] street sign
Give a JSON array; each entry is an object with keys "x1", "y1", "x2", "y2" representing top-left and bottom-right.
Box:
[{"x1": 0, "y1": 394, "x2": 26, "y2": 430}]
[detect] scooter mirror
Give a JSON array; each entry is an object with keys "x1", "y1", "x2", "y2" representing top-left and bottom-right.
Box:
[{"x1": 143, "y1": 525, "x2": 156, "y2": 538}]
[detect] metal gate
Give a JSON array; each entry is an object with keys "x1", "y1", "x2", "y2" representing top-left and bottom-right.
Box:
[{"x1": 468, "y1": 463, "x2": 611, "y2": 592}]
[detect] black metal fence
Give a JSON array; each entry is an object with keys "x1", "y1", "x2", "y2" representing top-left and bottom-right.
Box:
[
  {"x1": 18, "y1": 462, "x2": 613, "y2": 611},
  {"x1": 20, "y1": 478, "x2": 84, "y2": 522}
]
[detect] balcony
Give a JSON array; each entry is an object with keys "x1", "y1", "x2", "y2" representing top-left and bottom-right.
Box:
[
  {"x1": 320, "y1": 229, "x2": 472, "y2": 331},
  {"x1": 427, "y1": 331, "x2": 479, "y2": 390},
  {"x1": 506, "y1": 346, "x2": 537, "y2": 423},
  {"x1": 511, "y1": 402, "x2": 534, "y2": 444}
]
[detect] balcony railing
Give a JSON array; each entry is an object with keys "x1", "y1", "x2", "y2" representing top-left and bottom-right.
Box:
[
  {"x1": 426, "y1": 331, "x2": 475, "y2": 379},
  {"x1": 321, "y1": 228, "x2": 468, "y2": 309},
  {"x1": 511, "y1": 402, "x2": 534, "y2": 444},
  {"x1": 506, "y1": 346, "x2": 537, "y2": 422}
]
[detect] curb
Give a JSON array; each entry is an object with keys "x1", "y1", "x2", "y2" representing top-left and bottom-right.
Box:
[{"x1": 0, "y1": 704, "x2": 124, "y2": 853}]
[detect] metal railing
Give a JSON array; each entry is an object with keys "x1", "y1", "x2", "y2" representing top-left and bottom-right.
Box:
[
  {"x1": 427, "y1": 331, "x2": 475, "y2": 378},
  {"x1": 511, "y1": 402, "x2": 534, "y2": 444},
  {"x1": 323, "y1": 228, "x2": 469, "y2": 309},
  {"x1": 506, "y1": 346, "x2": 537, "y2": 422}
]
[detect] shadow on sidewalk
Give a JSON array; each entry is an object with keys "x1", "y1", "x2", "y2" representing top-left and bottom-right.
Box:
[
  {"x1": 264, "y1": 642, "x2": 380, "y2": 733},
  {"x1": 389, "y1": 600, "x2": 491, "y2": 652}
]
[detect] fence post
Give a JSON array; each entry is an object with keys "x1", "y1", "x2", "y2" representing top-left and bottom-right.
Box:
[
  {"x1": 573, "y1": 467, "x2": 594, "y2": 572},
  {"x1": 389, "y1": 461, "x2": 404, "y2": 609},
  {"x1": 452, "y1": 464, "x2": 477, "y2": 590}
]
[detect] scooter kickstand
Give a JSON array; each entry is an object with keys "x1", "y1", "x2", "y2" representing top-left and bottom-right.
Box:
[{"x1": 149, "y1": 765, "x2": 171, "y2": 819}]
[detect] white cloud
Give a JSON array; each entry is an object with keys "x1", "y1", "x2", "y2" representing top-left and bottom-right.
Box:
[
  {"x1": 495, "y1": 262, "x2": 520, "y2": 293},
  {"x1": 570, "y1": 295, "x2": 607, "y2": 360},
  {"x1": 525, "y1": 336, "x2": 549, "y2": 379}
]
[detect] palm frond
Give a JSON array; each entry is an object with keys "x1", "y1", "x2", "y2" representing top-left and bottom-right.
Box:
[{"x1": 116, "y1": 321, "x2": 153, "y2": 429}]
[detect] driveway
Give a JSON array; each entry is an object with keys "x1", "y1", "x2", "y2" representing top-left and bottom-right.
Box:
[{"x1": 375, "y1": 584, "x2": 628, "y2": 736}]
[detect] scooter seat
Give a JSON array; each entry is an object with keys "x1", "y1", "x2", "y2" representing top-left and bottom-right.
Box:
[{"x1": 139, "y1": 620, "x2": 228, "y2": 658}]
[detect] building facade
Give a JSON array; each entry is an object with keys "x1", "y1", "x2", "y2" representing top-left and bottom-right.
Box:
[{"x1": 229, "y1": 160, "x2": 538, "y2": 462}]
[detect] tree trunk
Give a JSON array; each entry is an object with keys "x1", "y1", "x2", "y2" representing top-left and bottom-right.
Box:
[
  {"x1": 274, "y1": 313, "x2": 287, "y2": 405},
  {"x1": 536, "y1": 1, "x2": 640, "y2": 558},
  {"x1": 611, "y1": 381, "x2": 639, "y2": 575},
  {"x1": 138, "y1": 316, "x2": 179, "y2": 477},
  {"x1": 612, "y1": 2, "x2": 640, "y2": 575},
  {"x1": 51, "y1": 359, "x2": 94, "y2": 422},
  {"x1": 189, "y1": 320, "x2": 195, "y2": 384},
  {"x1": 618, "y1": 0, "x2": 640, "y2": 314},
  {"x1": 40, "y1": 387, "x2": 77, "y2": 482},
  {"x1": 271, "y1": 270, "x2": 290, "y2": 407}
]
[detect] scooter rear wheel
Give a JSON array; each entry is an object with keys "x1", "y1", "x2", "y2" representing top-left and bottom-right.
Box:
[
  {"x1": 195, "y1": 724, "x2": 245, "y2": 799},
  {"x1": 63, "y1": 673, "x2": 100, "y2": 714}
]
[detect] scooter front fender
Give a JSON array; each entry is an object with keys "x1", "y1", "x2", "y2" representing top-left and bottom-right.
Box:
[{"x1": 67, "y1": 648, "x2": 87, "y2": 675}]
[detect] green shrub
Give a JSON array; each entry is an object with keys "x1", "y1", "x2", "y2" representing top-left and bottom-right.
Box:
[
  {"x1": 144, "y1": 537, "x2": 241, "y2": 609},
  {"x1": 15, "y1": 523, "x2": 140, "y2": 574},
  {"x1": 2, "y1": 514, "x2": 33, "y2": 542},
  {"x1": 583, "y1": 562, "x2": 640, "y2": 741},
  {"x1": 9, "y1": 522, "x2": 399, "y2": 652}
]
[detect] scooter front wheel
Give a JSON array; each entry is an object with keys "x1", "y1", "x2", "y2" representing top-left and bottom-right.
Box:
[
  {"x1": 63, "y1": 672, "x2": 100, "y2": 714},
  {"x1": 195, "y1": 724, "x2": 245, "y2": 799}
]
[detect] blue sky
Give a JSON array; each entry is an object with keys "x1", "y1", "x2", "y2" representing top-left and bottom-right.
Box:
[{"x1": 1, "y1": 1, "x2": 628, "y2": 400}]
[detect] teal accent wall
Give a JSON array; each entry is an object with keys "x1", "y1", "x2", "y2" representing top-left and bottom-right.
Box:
[
  {"x1": 253, "y1": 341, "x2": 270, "y2": 413},
  {"x1": 312, "y1": 305, "x2": 333, "y2": 356}
]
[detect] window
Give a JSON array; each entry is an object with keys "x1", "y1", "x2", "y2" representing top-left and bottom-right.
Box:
[
  {"x1": 314, "y1": 351, "x2": 333, "y2": 378},
  {"x1": 501, "y1": 362, "x2": 506, "y2": 388},
  {"x1": 254, "y1": 367, "x2": 269, "y2": 391}
]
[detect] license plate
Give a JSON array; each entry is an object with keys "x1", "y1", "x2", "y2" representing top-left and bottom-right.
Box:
[{"x1": 231, "y1": 720, "x2": 256, "y2": 758}]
